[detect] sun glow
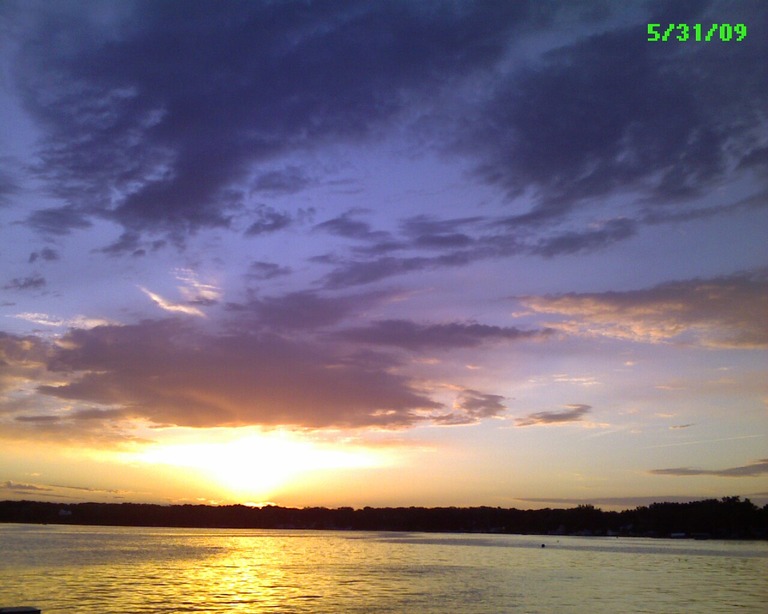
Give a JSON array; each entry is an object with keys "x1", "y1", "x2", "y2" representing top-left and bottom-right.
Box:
[{"x1": 125, "y1": 430, "x2": 393, "y2": 499}]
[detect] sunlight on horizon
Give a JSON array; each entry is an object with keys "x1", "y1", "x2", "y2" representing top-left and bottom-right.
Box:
[{"x1": 122, "y1": 430, "x2": 397, "y2": 500}]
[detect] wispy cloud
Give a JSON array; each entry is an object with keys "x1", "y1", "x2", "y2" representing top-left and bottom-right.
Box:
[
  {"x1": 644, "y1": 434, "x2": 764, "y2": 449},
  {"x1": 650, "y1": 458, "x2": 768, "y2": 478},
  {"x1": 10, "y1": 313, "x2": 113, "y2": 329},
  {"x1": 139, "y1": 287, "x2": 205, "y2": 317},
  {"x1": 4, "y1": 275, "x2": 46, "y2": 291},
  {"x1": 251, "y1": 166, "x2": 314, "y2": 196},
  {"x1": 247, "y1": 261, "x2": 292, "y2": 281},
  {"x1": 337, "y1": 320, "x2": 550, "y2": 351},
  {"x1": 515, "y1": 404, "x2": 591, "y2": 427},
  {"x1": 174, "y1": 269, "x2": 220, "y2": 305},
  {"x1": 1, "y1": 480, "x2": 52, "y2": 492},
  {"x1": 0, "y1": 480, "x2": 127, "y2": 497},
  {"x1": 14, "y1": 415, "x2": 61, "y2": 423},
  {"x1": 315, "y1": 209, "x2": 391, "y2": 242}
]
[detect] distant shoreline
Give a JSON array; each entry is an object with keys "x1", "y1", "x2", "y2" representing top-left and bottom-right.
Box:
[{"x1": 2, "y1": 497, "x2": 766, "y2": 540}]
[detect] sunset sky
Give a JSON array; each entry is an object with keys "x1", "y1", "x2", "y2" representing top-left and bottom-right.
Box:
[{"x1": 1, "y1": 0, "x2": 766, "y2": 510}]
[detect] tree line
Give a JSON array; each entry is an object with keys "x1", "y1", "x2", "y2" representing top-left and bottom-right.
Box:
[{"x1": 1, "y1": 496, "x2": 765, "y2": 539}]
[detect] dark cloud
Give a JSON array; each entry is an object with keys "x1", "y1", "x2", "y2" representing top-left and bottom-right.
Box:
[
  {"x1": 319, "y1": 214, "x2": 637, "y2": 288},
  {"x1": 10, "y1": 0, "x2": 760, "y2": 262},
  {"x1": 532, "y1": 218, "x2": 636, "y2": 257},
  {"x1": 515, "y1": 404, "x2": 591, "y2": 427},
  {"x1": 251, "y1": 166, "x2": 313, "y2": 195},
  {"x1": 0, "y1": 480, "x2": 123, "y2": 498},
  {"x1": 15, "y1": 414, "x2": 61, "y2": 423},
  {"x1": 650, "y1": 459, "x2": 768, "y2": 478},
  {"x1": 400, "y1": 215, "x2": 482, "y2": 249},
  {"x1": 37, "y1": 319, "x2": 443, "y2": 429},
  {"x1": 641, "y1": 188, "x2": 768, "y2": 225},
  {"x1": 28, "y1": 247, "x2": 59, "y2": 263},
  {"x1": 14, "y1": 1, "x2": 555, "y2": 241},
  {"x1": 316, "y1": 247, "x2": 457, "y2": 289},
  {"x1": 321, "y1": 255, "x2": 433, "y2": 288},
  {"x1": 3, "y1": 312, "x2": 510, "y2": 434},
  {"x1": 229, "y1": 290, "x2": 381, "y2": 332},
  {"x1": 337, "y1": 214, "x2": 485, "y2": 257},
  {"x1": 317, "y1": 189, "x2": 758, "y2": 285},
  {"x1": 401, "y1": 215, "x2": 482, "y2": 237},
  {"x1": 350, "y1": 240, "x2": 410, "y2": 257},
  {"x1": 434, "y1": 389, "x2": 507, "y2": 425},
  {"x1": 49, "y1": 483, "x2": 123, "y2": 494},
  {"x1": 0, "y1": 166, "x2": 19, "y2": 205},
  {"x1": 25, "y1": 205, "x2": 93, "y2": 235},
  {"x1": 461, "y1": 2, "x2": 767, "y2": 223},
  {"x1": 414, "y1": 233, "x2": 473, "y2": 249},
  {"x1": 1, "y1": 480, "x2": 52, "y2": 493},
  {"x1": 320, "y1": 247, "x2": 489, "y2": 288},
  {"x1": 337, "y1": 319, "x2": 549, "y2": 351},
  {"x1": 245, "y1": 205, "x2": 293, "y2": 236},
  {"x1": 457, "y1": 390, "x2": 506, "y2": 416},
  {"x1": 98, "y1": 231, "x2": 142, "y2": 257},
  {"x1": 97, "y1": 231, "x2": 167, "y2": 257},
  {"x1": 247, "y1": 261, "x2": 292, "y2": 281},
  {"x1": 314, "y1": 210, "x2": 390, "y2": 242},
  {"x1": 521, "y1": 270, "x2": 768, "y2": 348},
  {"x1": 738, "y1": 146, "x2": 768, "y2": 172},
  {"x1": 3, "y1": 274, "x2": 45, "y2": 290}
]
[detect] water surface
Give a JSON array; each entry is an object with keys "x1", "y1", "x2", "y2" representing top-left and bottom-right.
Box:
[{"x1": 1, "y1": 524, "x2": 766, "y2": 612}]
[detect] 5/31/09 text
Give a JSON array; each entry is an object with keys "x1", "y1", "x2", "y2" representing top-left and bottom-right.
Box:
[{"x1": 647, "y1": 23, "x2": 747, "y2": 42}]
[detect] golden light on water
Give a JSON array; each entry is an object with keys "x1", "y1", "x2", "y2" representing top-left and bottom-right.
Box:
[{"x1": 123, "y1": 430, "x2": 395, "y2": 500}]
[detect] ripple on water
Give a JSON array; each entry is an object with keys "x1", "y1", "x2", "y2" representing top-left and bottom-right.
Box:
[{"x1": 1, "y1": 526, "x2": 766, "y2": 613}]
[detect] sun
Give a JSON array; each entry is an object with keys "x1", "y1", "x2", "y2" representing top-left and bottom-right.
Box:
[{"x1": 125, "y1": 429, "x2": 391, "y2": 500}]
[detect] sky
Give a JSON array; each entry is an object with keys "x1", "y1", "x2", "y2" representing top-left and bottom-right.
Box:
[{"x1": 0, "y1": 0, "x2": 766, "y2": 511}]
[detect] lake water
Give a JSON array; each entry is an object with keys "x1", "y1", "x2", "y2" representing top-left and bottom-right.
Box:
[{"x1": 1, "y1": 524, "x2": 766, "y2": 613}]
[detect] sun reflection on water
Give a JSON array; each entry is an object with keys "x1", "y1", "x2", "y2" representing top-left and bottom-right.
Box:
[{"x1": 2, "y1": 526, "x2": 767, "y2": 613}]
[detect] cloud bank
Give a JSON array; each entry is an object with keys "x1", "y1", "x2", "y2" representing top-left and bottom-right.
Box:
[
  {"x1": 521, "y1": 271, "x2": 768, "y2": 348},
  {"x1": 1, "y1": 310, "x2": 523, "y2": 438},
  {"x1": 37, "y1": 319, "x2": 441, "y2": 430},
  {"x1": 4, "y1": 0, "x2": 763, "y2": 261}
]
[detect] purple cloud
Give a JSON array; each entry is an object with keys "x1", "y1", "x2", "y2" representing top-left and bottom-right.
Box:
[
  {"x1": 338, "y1": 319, "x2": 550, "y2": 351},
  {"x1": 515, "y1": 404, "x2": 591, "y2": 427}
]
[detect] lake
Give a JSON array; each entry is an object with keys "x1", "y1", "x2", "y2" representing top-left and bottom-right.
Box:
[{"x1": 1, "y1": 523, "x2": 766, "y2": 612}]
